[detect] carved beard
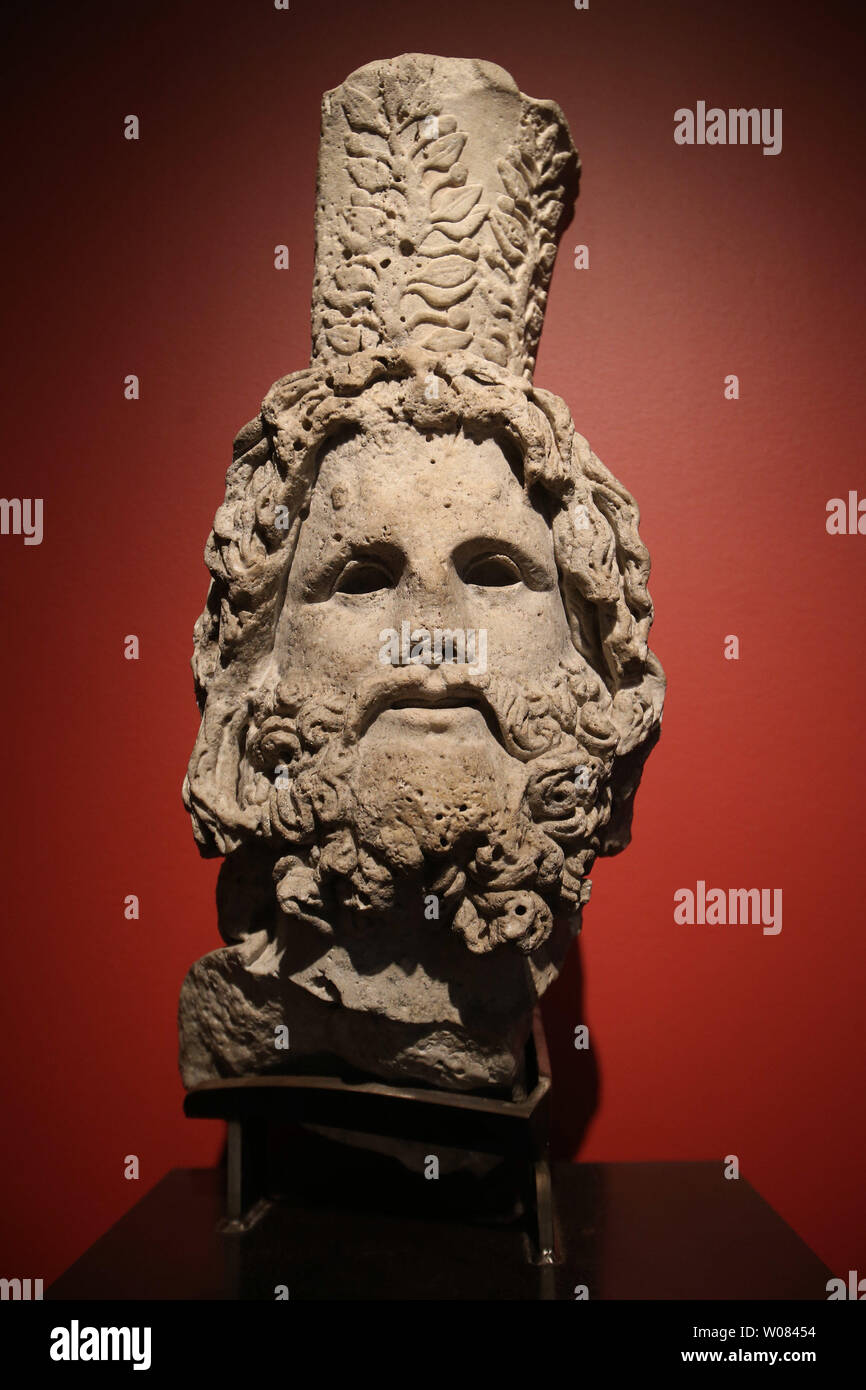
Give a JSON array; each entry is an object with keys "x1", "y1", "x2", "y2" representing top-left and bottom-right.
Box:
[{"x1": 244, "y1": 659, "x2": 618, "y2": 955}]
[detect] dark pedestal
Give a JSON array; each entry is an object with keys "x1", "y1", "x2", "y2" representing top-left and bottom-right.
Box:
[
  {"x1": 48, "y1": 1156, "x2": 832, "y2": 1301},
  {"x1": 182, "y1": 1011, "x2": 558, "y2": 1265}
]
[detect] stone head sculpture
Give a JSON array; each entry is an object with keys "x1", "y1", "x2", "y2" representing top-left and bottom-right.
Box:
[{"x1": 179, "y1": 55, "x2": 665, "y2": 1095}]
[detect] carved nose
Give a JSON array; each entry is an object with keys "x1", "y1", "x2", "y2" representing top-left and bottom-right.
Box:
[{"x1": 401, "y1": 562, "x2": 470, "y2": 642}]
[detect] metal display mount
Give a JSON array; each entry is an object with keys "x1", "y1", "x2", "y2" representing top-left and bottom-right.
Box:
[{"x1": 184, "y1": 1009, "x2": 560, "y2": 1266}]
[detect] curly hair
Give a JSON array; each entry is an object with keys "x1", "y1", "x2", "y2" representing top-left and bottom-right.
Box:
[{"x1": 184, "y1": 346, "x2": 664, "y2": 858}]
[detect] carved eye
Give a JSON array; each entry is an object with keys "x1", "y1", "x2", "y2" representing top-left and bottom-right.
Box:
[
  {"x1": 334, "y1": 559, "x2": 395, "y2": 595},
  {"x1": 462, "y1": 553, "x2": 522, "y2": 587}
]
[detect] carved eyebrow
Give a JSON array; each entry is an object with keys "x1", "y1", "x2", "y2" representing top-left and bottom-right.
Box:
[
  {"x1": 452, "y1": 536, "x2": 555, "y2": 590},
  {"x1": 299, "y1": 539, "x2": 405, "y2": 601}
]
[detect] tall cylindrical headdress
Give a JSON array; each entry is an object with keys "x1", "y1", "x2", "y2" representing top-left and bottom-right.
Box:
[{"x1": 310, "y1": 54, "x2": 580, "y2": 380}]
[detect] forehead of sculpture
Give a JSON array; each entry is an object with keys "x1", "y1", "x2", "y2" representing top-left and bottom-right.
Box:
[{"x1": 300, "y1": 421, "x2": 554, "y2": 557}]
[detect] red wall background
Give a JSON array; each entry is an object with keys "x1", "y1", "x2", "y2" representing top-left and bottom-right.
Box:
[{"x1": 1, "y1": 0, "x2": 864, "y2": 1288}]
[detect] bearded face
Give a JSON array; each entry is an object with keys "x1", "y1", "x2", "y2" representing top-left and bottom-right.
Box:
[
  {"x1": 179, "y1": 49, "x2": 665, "y2": 1093},
  {"x1": 180, "y1": 359, "x2": 663, "y2": 1091},
  {"x1": 241, "y1": 421, "x2": 617, "y2": 958}
]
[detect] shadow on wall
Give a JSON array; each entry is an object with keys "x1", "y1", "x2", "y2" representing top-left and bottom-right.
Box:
[{"x1": 542, "y1": 938, "x2": 600, "y2": 1161}]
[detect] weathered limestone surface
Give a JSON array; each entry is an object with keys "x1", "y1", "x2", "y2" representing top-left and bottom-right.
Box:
[{"x1": 179, "y1": 55, "x2": 665, "y2": 1094}]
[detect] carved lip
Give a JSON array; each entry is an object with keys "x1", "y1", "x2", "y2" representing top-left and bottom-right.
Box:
[
  {"x1": 345, "y1": 667, "x2": 505, "y2": 747},
  {"x1": 386, "y1": 699, "x2": 497, "y2": 737}
]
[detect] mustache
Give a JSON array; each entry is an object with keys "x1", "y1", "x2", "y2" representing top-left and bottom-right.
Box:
[
  {"x1": 249, "y1": 660, "x2": 579, "y2": 771},
  {"x1": 342, "y1": 664, "x2": 554, "y2": 761}
]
